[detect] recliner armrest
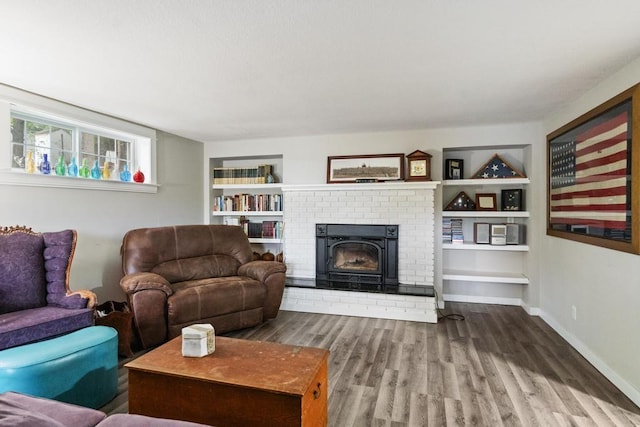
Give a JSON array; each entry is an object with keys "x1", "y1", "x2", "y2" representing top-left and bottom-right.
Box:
[
  {"x1": 238, "y1": 260, "x2": 286, "y2": 283},
  {"x1": 120, "y1": 272, "x2": 173, "y2": 296}
]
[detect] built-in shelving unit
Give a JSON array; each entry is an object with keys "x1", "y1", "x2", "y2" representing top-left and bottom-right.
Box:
[
  {"x1": 209, "y1": 155, "x2": 284, "y2": 252},
  {"x1": 442, "y1": 145, "x2": 531, "y2": 286}
]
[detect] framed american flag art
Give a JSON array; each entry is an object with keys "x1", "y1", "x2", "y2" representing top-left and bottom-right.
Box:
[{"x1": 547, "y1": 83, "x2": 640, "y2": 254}]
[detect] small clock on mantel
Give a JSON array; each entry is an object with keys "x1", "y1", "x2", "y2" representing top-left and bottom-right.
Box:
[{"x1": 406, "y1": 150, "x2": 432, "y2": 181}]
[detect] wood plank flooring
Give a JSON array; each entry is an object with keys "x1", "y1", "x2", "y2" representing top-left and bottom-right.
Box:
[{"x1": 102, "y1": 303, "x2": 640, "y2": 426}]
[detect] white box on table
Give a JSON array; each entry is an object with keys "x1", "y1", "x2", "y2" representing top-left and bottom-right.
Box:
[{"x1": 181, "y1": 324, "x2": 215, "y2": 357}]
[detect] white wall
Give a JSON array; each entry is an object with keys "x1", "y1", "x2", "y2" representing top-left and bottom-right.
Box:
[
  {"x1": 540, "y1": 57, "x2": 640, "y2": 405},
  {"x1": 0, "y1": 89, "x2": 204, "y2": 303},
  {"x1": 204, "y1": 122, "x2": 544, "y2": 307}
]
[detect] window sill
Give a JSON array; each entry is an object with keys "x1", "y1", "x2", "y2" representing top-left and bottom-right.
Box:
[{"x1": 0, "y1": 170, "x2": 158, "y2": 193}]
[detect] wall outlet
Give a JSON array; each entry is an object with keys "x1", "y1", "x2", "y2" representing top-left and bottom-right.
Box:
[{"x1": 571, "y1": 305, "x2": 577, "y2": 320}]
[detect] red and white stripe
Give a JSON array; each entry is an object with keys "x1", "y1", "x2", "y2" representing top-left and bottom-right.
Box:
[{"x1": 550, "y1": 111, "x2": 629, "y2": 230}]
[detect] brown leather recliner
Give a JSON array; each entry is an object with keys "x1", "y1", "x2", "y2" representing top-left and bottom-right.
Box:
[{"x1": 119, "y1": 224, "x2": 286, "y2": 349}]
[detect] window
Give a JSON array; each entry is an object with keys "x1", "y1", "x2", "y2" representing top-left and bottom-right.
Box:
[{"x1": 7, "y1": 105, "x2": 154, "y2": 192}]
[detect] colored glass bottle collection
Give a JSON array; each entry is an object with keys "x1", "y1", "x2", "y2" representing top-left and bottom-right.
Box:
[{"x1": 22, "y1": 152, "x2": 142, "y2": 183}]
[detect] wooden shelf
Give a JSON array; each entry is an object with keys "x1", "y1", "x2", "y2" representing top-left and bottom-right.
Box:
[
  {"x1": 443, "y1": 243, "x2": 529, "y2": 251},
  {"x1": 443, "y1": 269, "x2": 529, "y2": 285}
]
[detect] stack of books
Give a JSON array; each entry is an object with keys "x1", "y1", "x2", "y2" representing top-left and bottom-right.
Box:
[
  {"x1": 451, "y1": 218, "x2": 464, "y2": 244},
  {"x1": 261, "y1": 221, "x2": 284, "y2": 239},
  {"x1": 212, "y1": 193, "x2": 283, "y2": 212},
  {"x1": 242, "y1": 221, "x2": 284, "y2": 239},
  {"x1": 442, "y1": 218, "x2": 452, "y2": 243},
  {"x1": 247, "y1": 222, "x2": 263, "y2": 238},
  {"x1": 212, "y1": 165, "x2": 273, "y2": 185}
]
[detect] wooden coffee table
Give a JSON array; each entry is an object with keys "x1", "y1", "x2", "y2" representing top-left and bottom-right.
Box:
[{"x1": 126, "y1": 336, "x2": 329, "y2": 427}]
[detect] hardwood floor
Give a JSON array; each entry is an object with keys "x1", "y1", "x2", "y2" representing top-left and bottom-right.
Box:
[{"x1": 102, "y1": 303, "x2": 640, "y2": 426}]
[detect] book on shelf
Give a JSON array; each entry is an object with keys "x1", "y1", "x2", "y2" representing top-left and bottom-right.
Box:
[
  {"x1": 212, "y1": 164, "x2": 273, "y2": 185},
  {"x1": 247, "y1": 222, "x2": 263, "y2": 238},
  {"x1": 261, "y1": 221, "x2": 276, "y2": 238}
]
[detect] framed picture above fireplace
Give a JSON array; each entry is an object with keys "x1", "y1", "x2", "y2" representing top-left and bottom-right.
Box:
[{"x1": 327, "y1": 153, "x2": 404, "y2": 183}]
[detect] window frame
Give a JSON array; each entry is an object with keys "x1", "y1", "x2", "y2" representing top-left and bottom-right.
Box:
[{"x1": 1, "y1": 96, "x2": 157, "y2": 194}]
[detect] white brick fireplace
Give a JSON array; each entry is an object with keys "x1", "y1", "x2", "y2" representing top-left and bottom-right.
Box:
[{"x1": 280, "y1": 182, "x2": 439, "y2": 322}]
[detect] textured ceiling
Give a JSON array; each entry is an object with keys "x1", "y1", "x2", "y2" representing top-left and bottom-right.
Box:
[{"x1": 2, "y1": 1, "x2": 640, "y2": 142}]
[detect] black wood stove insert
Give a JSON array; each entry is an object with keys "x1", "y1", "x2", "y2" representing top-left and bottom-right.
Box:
[{"x1": 316, "y1": 223, "x2": 399, "y2": 288}]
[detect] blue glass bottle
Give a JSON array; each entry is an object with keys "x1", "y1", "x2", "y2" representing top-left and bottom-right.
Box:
[
  {"x1": 41, "y1": 154, "x2": 51, "y2": 175},
  {"x1": 120, "y1": 164, "x2": 132, "y2": 182},
  {"x1": 90, "y1": 160, "x2": 101, "y2": 179},
  {"x1": 68, "y1": 157, "x2": 78, "y2": 177}
]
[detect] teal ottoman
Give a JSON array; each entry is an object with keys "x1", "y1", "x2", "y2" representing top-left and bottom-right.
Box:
[{"x1": 0, "y1": 325, "x2": 118, "y2": 409}]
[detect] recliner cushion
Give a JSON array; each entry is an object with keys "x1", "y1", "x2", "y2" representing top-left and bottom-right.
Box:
[
  {"x1": 0, "y1": 232, "x2": 46, "y2": 315},
  {"x1": 152, "y1": 254, "x2": 241, "y2": 283},
  {"x1": 168, "y1": 277, "x2": 266, "y2": 325}
]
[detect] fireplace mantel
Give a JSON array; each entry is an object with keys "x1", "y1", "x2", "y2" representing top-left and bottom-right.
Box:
[{"x1": 281, "y1": 181, "x2": 440, "y2": 192}]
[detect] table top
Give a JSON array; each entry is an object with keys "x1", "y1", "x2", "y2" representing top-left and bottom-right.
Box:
[{"x1": 126, "y1": 336, "x2": 329, "y2": 396}]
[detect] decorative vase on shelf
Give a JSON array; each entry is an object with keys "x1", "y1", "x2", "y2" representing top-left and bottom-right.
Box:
[
  {"x1": 55, "y1": 157, "x2": 66, "y2": 176},
  {"x1": 90, "y1": 161, "x2": 101, "y2": 179},
  {"x1": 266, "y1": 173, "x2": 275, "y2": 184},
  {"x1": 68, "y1": 157, "x2": 79, "y2": 177},
  {"x1": 25, "y1": 151, "x2": 35, "y2": 174},
  {"x1": 41, "y1": 154, "x2": 51, "y2": 175},
  {"x1": 79, "y1": 159, "x2": 90, "y2": 178},
  {"x1": 133, "y1": 167, "x2": 145, "y2": 183},
  {"x1": 261, "y1": 250, "x2": 275, "y2": 261},
  {"x1": 102, "y1": 162, "x2": 111, "y2": 180},
  {"x1": 120, "y1": 164, "x2": 131, "y2": 182}
]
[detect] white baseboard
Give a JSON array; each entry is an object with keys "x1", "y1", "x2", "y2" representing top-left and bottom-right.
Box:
[
  {"x1": 443, "y1": 293, "x2": 523, "y2": 307},
  {"x1": 538, "y1": 310, "x2": 640, "y2": 408},
  {"x1": 521, "y1": 301, "x2": 542, "y2": 316}
]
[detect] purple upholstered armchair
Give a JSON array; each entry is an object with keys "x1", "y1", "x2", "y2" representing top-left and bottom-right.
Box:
[{"x1": 0, "y1": 226, "x2": 97, "y2": 351}]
